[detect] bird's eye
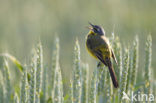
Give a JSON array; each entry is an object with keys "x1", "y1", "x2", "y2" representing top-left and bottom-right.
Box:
[
  {"x1": 94, "y1": 28, "x2": 99, "y2": 32},
  {"x1": 95, "y1": 28, "x2": 101, "y2": 33},
  {"x1": 97, "y1": 28, "x2": 100, "y2": 32}
]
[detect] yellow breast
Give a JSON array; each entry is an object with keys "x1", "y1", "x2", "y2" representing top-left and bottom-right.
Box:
[{"x1": 86, "y1": 31, "x2": 112, "y2": 59}]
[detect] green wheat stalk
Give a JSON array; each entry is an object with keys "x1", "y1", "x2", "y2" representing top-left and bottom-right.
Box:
[
  {"x1": 35, "y1": 42, "x2": 43, "y2": 103},
  {"x1": 81, "y1": 63, "x2": 89, "y2": 103},
  {"x1": 14, "y1": 93, "x2": 19, "y2": 103},
  {"x1": 50, "y1": 37, "x2": 59, "y2": 96},
  {"x1": 69, "y1": 79, "x2": 74, "y2": 103},
  {"x1": 72, "y1": 39, "x2": 82, "y2": 103},
  {"x1": 3, "y1": 59, "x2": 12, "y2": 103},
  {"x1": 125, "y1": 49, "x2": 133, "y2": 94},
  {"x1": 101, "y1": 66, "x2": 108, "y2": 103},
  {"x1": 52, "y1": 37, "x2": 64, "y2": 103},
  {"x1": 0, "y1": 53, "x2": 31, "y2": 82},
  {"x1": 52, "y1": 65, "x2": 64, "y2": 103},
  {"x1": 113, "y1": 36, "x2": 123, "y2": 83},
  {"x1": 0, "y1": 53, "x2": 24, "y2": 72},
  {"x1": 106, "y1": 69, "x2": 113, "y2": 103},
  {"x1": 89, "y1": 68, "x2": 97, "y2": 103},
  {"x1": 131, "y1": 36, "x2": 139, "y2": 89},
  {"x1": 97, "y1": 64, "x2": 105, "y2": 95},
  {"x1": 40, "y1": 65, "x2": 47, "y2": 103},
  {"x1": 20, "y1": 68, "x2": 28, "y2": 103},
  {"x1": 144, "y1": 35, "x2": 152, "y2": 96},
  {"x1": 119, "y1": 49, "x2": 129, "y2": 103},
  {"x1": 28, "y1": 50, "x2": 37, "y2": 103}
]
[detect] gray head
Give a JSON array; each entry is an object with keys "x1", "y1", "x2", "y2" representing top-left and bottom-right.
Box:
[{"x1": 89, "y1": 22, "x2": 105, "y2": 35}]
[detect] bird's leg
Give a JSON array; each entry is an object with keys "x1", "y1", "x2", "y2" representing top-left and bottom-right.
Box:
[{"x1": 97, "y1": 61, "x2": 103, "y2": 68}]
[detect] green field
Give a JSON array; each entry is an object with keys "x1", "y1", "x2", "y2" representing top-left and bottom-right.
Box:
[{"x1": 0, "y1": 0, "x2": 155, "y2": 103}]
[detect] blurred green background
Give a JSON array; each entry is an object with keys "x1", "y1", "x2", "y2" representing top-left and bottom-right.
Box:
[{"x1": 0, "y1": 0, "x2": 156, "y2": 81}]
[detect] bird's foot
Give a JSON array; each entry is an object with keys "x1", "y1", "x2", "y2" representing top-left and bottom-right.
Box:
[{"x1": 97, "y1": 62, "x2": 103, "y2": 68}]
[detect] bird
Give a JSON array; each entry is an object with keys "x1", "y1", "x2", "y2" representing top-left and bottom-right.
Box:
[{"x1": 85, "y1": 22, "x2": 119, "y2": 88}]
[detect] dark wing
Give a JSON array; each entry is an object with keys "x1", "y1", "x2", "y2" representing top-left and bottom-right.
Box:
[
  {"x1": 93, "y1": 49, "x2": 107, "y2": 66},
  {"x1": 93, "y1": 49, "x2": 119, "y2": 88},
  {"x1": 111, "y1": 49, "x2": 118, "y2": 65}
]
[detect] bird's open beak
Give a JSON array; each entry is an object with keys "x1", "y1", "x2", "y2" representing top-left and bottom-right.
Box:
[
  {"x1": 88, "y1": 22, "x2": 94, "y2": 27},
  {"x1": 85, "y1": 26, "x2": 92, "y2": 30},
  {"x1": 86, "y1": 22, "x2": 94, "y2": 30}
]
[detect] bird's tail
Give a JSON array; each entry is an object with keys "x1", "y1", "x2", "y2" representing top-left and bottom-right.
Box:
[{"x1": 107, "y1": 58, "x2": 119, "y2": 88}]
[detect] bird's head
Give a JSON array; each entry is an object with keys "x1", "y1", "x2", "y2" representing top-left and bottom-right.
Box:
[{"x1": 87, "y1": 22, "x2": 105, "y2": 35}]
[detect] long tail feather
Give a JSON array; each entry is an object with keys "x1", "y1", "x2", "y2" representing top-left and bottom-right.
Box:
[
  {"x1": 107, "y1": 60, "x2": 119, "y2": 88},
  {"x1": 94, "y1": 51, "x2": 119, "y2": 88}
]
